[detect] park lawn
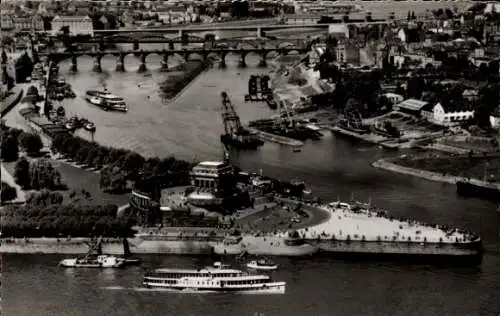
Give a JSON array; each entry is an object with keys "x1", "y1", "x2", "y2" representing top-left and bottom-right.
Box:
[{"x1": 2, "y1": 159, "x2": 130, "y2": 206}]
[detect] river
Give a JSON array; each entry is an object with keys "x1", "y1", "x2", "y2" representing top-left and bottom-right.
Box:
[{"x1": 4, "y1": 8, "x2": 500, "y2": 314}]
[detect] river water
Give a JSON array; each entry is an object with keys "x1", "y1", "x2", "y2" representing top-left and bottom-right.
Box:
[{"x1": 4, "y1": 6, "x2": 500, "y2": 314}]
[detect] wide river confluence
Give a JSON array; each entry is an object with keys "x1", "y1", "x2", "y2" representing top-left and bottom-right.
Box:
[{"x1": 4, "y1": 5, "x2": 500, "y2": 315}]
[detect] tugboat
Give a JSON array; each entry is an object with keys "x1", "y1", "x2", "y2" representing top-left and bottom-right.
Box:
[
  {"x1": 246, "y1": 257, "x2": 279, "y2": 271},
  {"x1": 58, "y1": 237, "x2": 141, "y2": 268},
  {"x1": 59, "y1": 238, "x2": 124, "y2": 268},
  {"x1": 59, "y1": 255, "x2": 124, "y2": 268}
]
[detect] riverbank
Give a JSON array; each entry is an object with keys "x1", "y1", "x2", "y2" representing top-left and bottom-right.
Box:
[
  {"x1": 371, "y1": 157, "x2": 462, "y2": 185},
  {"x1": 0, "y1": 196, "x2": 331, "y2": 254}
]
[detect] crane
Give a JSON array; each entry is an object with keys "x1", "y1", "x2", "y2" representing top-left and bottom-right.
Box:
[{"x1": 220, "y1": 91, "x2": 243, "y2": 136}]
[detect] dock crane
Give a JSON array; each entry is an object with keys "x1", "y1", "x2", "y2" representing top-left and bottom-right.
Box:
[{"x1": 220, "y1": 91, "x2": 264, "y2": 149}]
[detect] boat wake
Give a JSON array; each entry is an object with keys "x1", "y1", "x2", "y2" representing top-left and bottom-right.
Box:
[{"x1": 101, "y1": 286, "x2": 283, "y2": 295}]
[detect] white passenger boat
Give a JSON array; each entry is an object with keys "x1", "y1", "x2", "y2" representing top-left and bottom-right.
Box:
[
  {"x1": 143, "y1": 262, "x2": 286, "y2": 294},
  {"x1": 246, "y1": 257, "x2": 279, "y2": 271},
  {"x1": 85, "y1": 89, "x2": 128, "y2": 112}
]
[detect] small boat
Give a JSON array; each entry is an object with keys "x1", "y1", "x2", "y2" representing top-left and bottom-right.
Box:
[
  {"x1": 246, "y1": 258, "x2": 279, "y2": 271},
  {"x1": 59, "y1": 255, "x2": 124, "y2": 268},
  {"x1": 293, "y1": 148, "x2": 301, "y2": 153},
  {"x1": 80, "y1": 118, "x2": 96, "y2": 132},
  {"x1": 65, "y1": 116, "x2": 81, "y2": 130}
]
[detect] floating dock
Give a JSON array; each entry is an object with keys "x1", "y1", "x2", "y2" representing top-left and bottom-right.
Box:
[{"x1": 246, "y1": 126, "x2": 304, "y2": 147}]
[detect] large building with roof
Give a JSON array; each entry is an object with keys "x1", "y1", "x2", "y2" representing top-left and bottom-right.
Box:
[
  {"x1": 393, "y1": 98, "x2": 429, "y2": 116},
  {"x1": 51, "y1": 15, "x2": 94, "y2": 36}
]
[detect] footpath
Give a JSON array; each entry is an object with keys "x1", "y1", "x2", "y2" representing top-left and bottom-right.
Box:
[
  {"x1": 1, "y1": 163, "x2": 26, "y2": 203},
  {"x1": 0, "y1": 87, "x2": 23, "y2": 118}
]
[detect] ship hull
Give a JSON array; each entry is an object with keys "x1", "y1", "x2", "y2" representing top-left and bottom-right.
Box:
[
  {"x1": 220, "y1": 134, "x2": 263, "y2": 149},
  {"x1": 456, "y1": 181, "x2": 500, "y2": 202},
  {"x1": 142, "y1": 282, "x2": 286, "y2": 294}
]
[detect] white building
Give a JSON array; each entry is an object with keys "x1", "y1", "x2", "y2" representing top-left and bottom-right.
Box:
[
  {"x1": 383, "y1": 93, "x2": 404, "y2": 105},
  {"x1": 490, "y1": 110, "x2": 500, "y2": 129},
  {"x1": 430, "y1": 102, "x2": 475, "y2": 126},
  {"x1": 309, "y1": 43, "x2": 326, "y2": 65},
  {"x1": 328, "y1": 24, "x2": 349, "y2": 39},
  {"x1": 51, "y1": 15, "x2": 94, "y2": 36}
]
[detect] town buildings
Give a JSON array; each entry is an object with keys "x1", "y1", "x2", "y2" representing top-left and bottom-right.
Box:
[
  {"x1": 51, "y1": 15, "x2": 94, "y2": 36},
  {"x1": 1, "y1": 15, "x2": 44, "y2": 32}
]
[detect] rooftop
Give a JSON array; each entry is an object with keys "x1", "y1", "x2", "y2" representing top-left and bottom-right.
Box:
[
  {"x1": 197, "y1": 161, "x2": 225, "y2": 167},
  {"x1": 397, "y1": 98, "x2": 428, "y2": 111}
]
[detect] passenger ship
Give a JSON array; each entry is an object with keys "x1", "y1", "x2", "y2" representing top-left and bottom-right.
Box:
[
  {"x1": 142, "y1": 262, "x2": 286, "y2": 294},
  {"x1": 85, "y1": 89, "x2": 128, "y2": 112}
]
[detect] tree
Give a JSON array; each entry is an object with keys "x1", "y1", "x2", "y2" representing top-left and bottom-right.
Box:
[
  {"x1": 26, "y1": 85, "x2": 39, "y2": 97},
  {"x1": 100, "y1": 166, "x2": 127, "y2": 193},
  {"x1": 26, "y1": 190, "x2": 64, "y2": 207},
  {"x1": 14, "y1": 157, "x2": 31, "y2": 189},
  {"x1": 29, "y1": 159, "x2": 62, "y2": 190},
  {"x1": 14, "y1": 53, "x2": 34, "y2": 83},
  {"x1": 19, "y1": 132, "x2": 43, "y2": 155},
  {"x1": 1, "y1": 182, "x2": 17, "y2": 203},
  {"x1": 1, "y1": 133, "x2": 19, "y2": 162}
]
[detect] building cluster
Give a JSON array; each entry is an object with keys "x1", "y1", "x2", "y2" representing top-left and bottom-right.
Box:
[
  {"x1": 308, "y1": 4, "x2": 500, "y2": 129},
  {"x1": 0, "y1": 0, "x2": 290, "y2": 34}
]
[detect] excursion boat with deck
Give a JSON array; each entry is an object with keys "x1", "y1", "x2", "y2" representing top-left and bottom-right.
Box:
[
  {"x1": 246, "y1": 257, "x2": 279, "y2": 271},
  {"x1": 85, "y1": 89, "x2": 128, "y2": 112},
  {"x1": 142, "y1": 262, "x2": 285, "y2": 294}
]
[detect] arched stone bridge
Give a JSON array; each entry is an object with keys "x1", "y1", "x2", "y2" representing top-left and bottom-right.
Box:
[{"x1": 41, "y1": 46, "x2": 309, "y2": 72}]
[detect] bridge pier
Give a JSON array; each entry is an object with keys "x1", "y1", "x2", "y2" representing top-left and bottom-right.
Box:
[
  {"x1": 238, "y1": 53, "x2": 246, "y2": 68},
  {"x1": 160, "y1": 53, "x2": 169, "y2": 71},
  {"x1": 115, "y1": 54, "x2": 125, "y2": 72},
  {"x1": 70, "y1": 55, "x2": 78, "y2": 72},
  {"x1": 258, "y1": 53, "x2": 267, "y2": 68},
  {"x1": 137, "y1": 53, "x2": 147, "y2": 73},
  {"x1": 256, "y1": 27, "x2": 264, "y2": 39},
  {"x1": 92, "y1": 55, "x2": 102, "y2": 72},
  {"x1": 219, "y1": 53, "x2": 227, "y2": 68}
]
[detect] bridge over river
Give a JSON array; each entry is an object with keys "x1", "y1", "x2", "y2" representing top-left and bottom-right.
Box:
[{"x1": 41, "y1": 46, "x2": 309, "y2": 72}]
